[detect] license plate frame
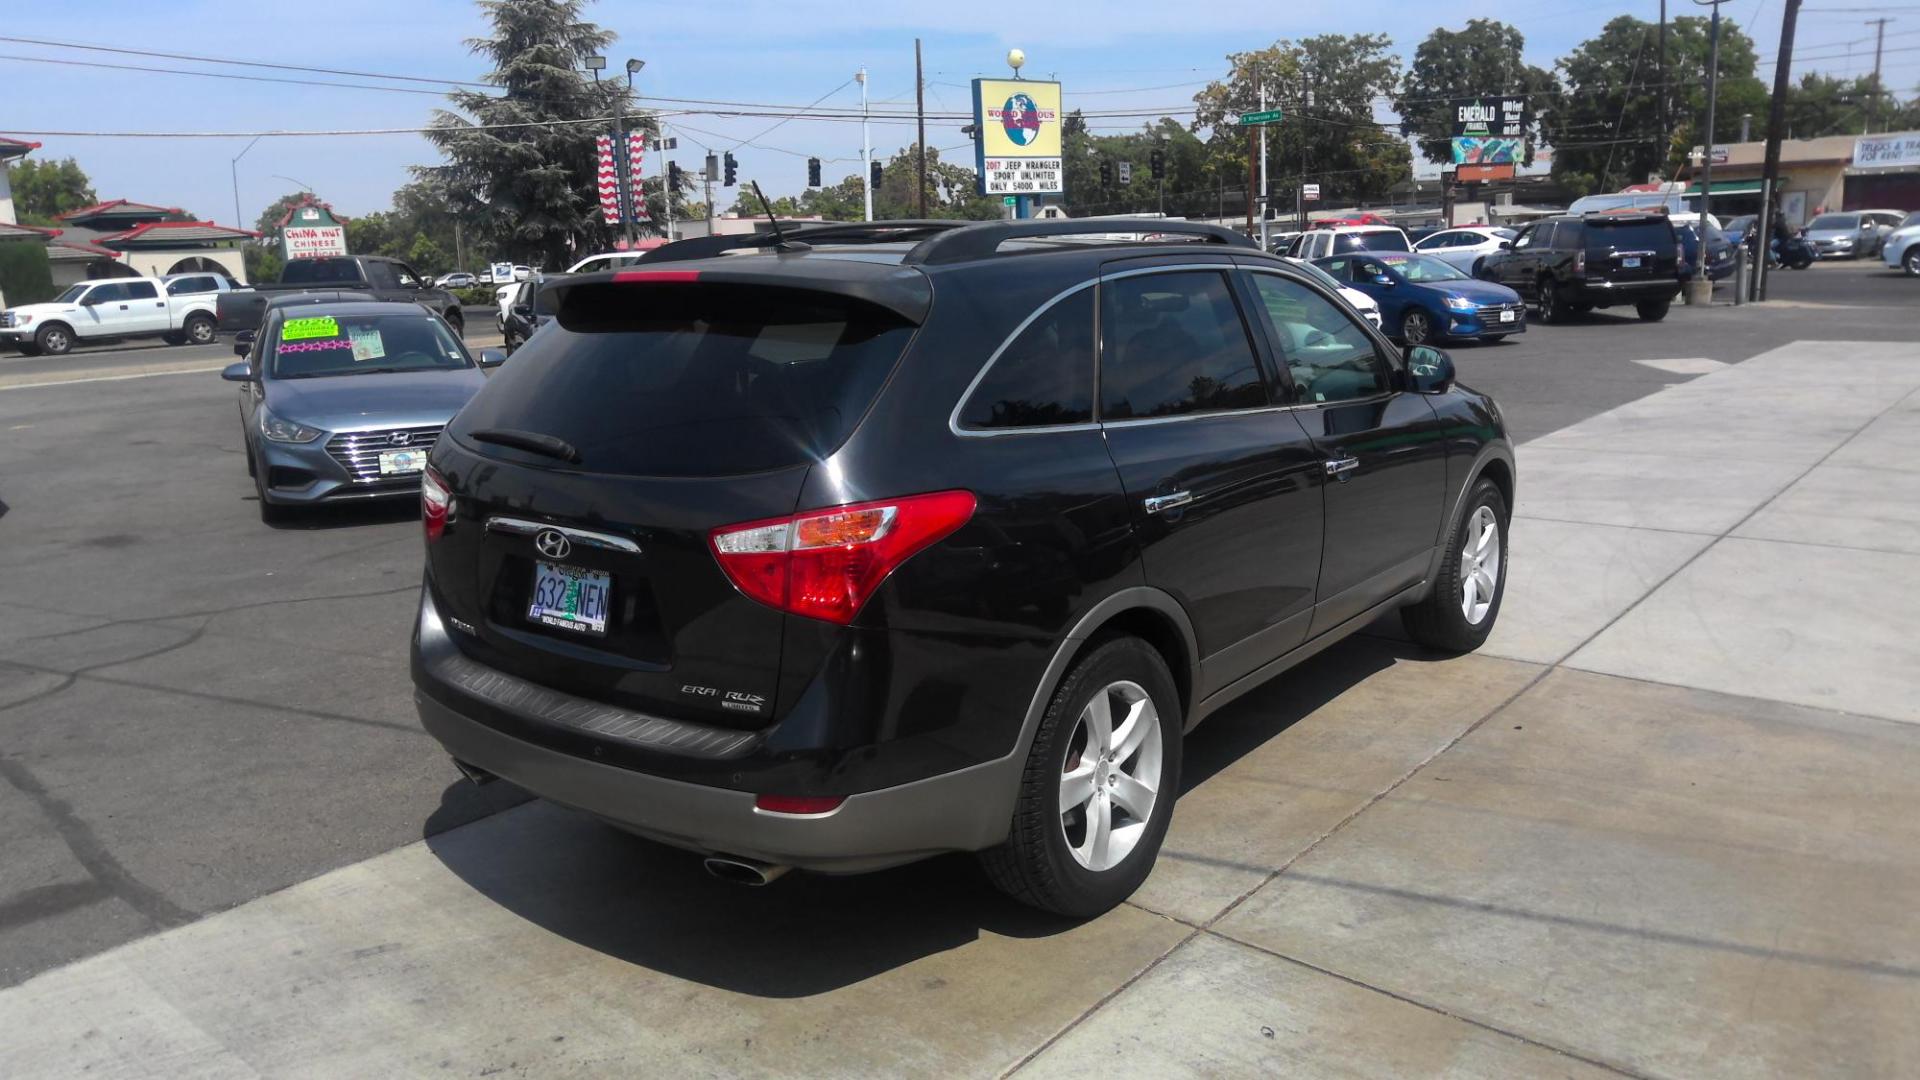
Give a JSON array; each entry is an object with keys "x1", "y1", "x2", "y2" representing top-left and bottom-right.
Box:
[
  {"x1": 1498, "y1": 309, "x2": 1515, "y2": 323},
  {"x1": 1622, "y1": 256, "x2": 1642, "y2": 268},
  {"x1": 377, "y1": 448, "x2": 427, "y2": 475},
  {"x1": 527, "y1": 561, "x2": 612, "y2": 636}
]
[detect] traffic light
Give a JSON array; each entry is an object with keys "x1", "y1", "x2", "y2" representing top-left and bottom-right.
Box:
[
  {"x1": 807, "y1": 157, "x2": 822, "y2": 187},
  {"x1": 1150, "y1": 149, "x2": 1166, "y2": 181},
  {"x1": 723, "y1": 152, "x2": 738, "y2": 187},
  {"x1": 1099, "y1": 159, "x2": 1113, "y2": 186},
  {"x1": 667, "y1": 161, "x2": 683, "y2": 188},
  {"x1": 869, "y1": 159, "x2": 883, "y2": 189}
]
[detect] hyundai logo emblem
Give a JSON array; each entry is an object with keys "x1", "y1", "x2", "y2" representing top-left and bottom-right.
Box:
[
  {"x1": 389, "y1": 431, "x2": 411, "y2": 447},
  {"x1": 535, "y1": 529, "x2": 572, "y2": 560}
]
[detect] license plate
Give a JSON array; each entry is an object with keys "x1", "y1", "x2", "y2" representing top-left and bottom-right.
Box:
[
  {"x1": 378, "y1": 449, "x2": 427, "y2": 475},
  {"x1": 1499, "y1": 310, "x2": 1515, "y2": 322},
  {"x1": 1622, "y1": 256, "x2": 1642, "y2": 268},
  {"x1": 528, "y1": 562, "x2": 611, "y2": 636}
]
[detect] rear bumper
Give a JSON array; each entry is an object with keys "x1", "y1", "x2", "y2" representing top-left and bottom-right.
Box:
[
  {"x1": 410, "y1": 588, "x2": 1022, "y2": 872},
  {"x1": 1567, "y1": 279, "x2": 1679, "y2": 306}
]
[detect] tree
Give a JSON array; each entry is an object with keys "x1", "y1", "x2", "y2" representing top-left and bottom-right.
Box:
[
  {"x1": 1395, "y1": 20, "x2": 1558, "y2": 166},
  {"x1": 253, "y1": 190, "x2": 317, "y2": 238},
  {"x1": 1781, "y1": 73, "x2": 1920, "y2": 138},
  {"x1": 1064, "y1": 115, "x2": 1220, "y2": 218},
  {"x1": 8, "y1": 157, "x2": 96, "y2": 225},
  {"x1": 795, "y1": 145, "x2": 1001, "y2": 221},
  {"x1": 421, "y1": 0, "x2": 647, "y2": 267},
  {"x1": 1193, "y1": 35, "x2": 1412, "y2": 217},
  {"x1": 1545, "y1": 15, "x2": 1768, "y2": 196}
]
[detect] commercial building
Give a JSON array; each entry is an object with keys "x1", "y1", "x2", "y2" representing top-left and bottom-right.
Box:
[{"x1": 1682, "y1": 130, "x2": 1920, "y2": 226}]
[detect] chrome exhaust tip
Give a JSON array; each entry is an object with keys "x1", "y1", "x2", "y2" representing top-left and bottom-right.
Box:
[{"x1": 703, "y1": 856, "x2": 791, "y2": 886}]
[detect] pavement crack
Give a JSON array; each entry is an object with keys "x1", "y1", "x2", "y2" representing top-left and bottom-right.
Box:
[
  {"x1": 0, "y1": 879, "x2": 116, "y2": 932},
  {"x1": 0, "y1": 755, "x2": 197, "y2": 931}
]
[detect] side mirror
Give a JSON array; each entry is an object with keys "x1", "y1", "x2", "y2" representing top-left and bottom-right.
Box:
[
  {"x1": 232, "y1": 329, "x2": 255, "y2": 357},
  {"x1": 1404, "y1": 345, "x2": 1455, "y2": 394},
  {"x1": 478, "y1": 348, "x2": 508, "y2": 368},
  {"x1": 1373, "y1": 275, "x2": 1395, "y2": 286},
  {"x1": 220, "y1": 361, "x2": 255, "y2": 382},
  {"x1": 510, "y1": 304, "x2": 532, "y2": 319},
  {"x1": 1497, "y1": 241, "x2": 1513, "y2": 250}
]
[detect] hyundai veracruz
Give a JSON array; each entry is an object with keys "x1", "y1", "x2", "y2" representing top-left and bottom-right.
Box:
[{"x1": 411, "y1": 220, "x2": 1516, "y2": 916}]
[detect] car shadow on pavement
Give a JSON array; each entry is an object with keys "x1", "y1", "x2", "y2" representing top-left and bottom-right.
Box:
[{"x1": 418, "y1": 634, "x2": 1439, "y2": 998}]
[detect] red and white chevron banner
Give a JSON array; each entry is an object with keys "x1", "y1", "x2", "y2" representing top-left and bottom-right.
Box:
[
  {"x1": 596, "y1": 134, "x2": 621, "y2": 224},
  {"x1": 626, "y1": 132, "x2": 650, "y2": 222}
]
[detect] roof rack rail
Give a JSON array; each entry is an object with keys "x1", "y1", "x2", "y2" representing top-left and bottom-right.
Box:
[
  {"x1": 901, "y1": 219, "x2": 1257, "y2": 265},
  {"x1": 641, "y1": 220, "x2": 970, "y2": 264}
]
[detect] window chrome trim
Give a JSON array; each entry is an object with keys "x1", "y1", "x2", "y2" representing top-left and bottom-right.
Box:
[
  {"x1": 485, "y1": 516, "x2": 641, "y2": 554},
  {"x1": 948, "y1": 262, "x2": 1247, "y2": 439}
]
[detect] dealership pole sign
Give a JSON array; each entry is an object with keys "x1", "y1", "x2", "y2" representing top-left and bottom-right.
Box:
[
  {"x1": 1451, "y1": 95, "x2": 1529, "y2": 166},
  {"x1": 973, "y1": 78, "x2": 1064, "y2": 196}
]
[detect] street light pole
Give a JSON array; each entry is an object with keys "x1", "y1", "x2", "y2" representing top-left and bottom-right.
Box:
[
  {"x1": 1258, "y1": 82, "x2": 1269, "y2": 251},
  {"x1": 858, "y1": 67, "x2": 872, "y2": 223},
  {"x1": 1690, "y1": 0, "x2": 1726, "y2": 303},
  {"x1": 230, "y1": 134, "x2": 263, "y2": 232}
]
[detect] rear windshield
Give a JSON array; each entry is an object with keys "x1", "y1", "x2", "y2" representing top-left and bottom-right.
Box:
[
  {"x1": 281, "y1": 258, "x2": 366, "y2": 285},
  {"x1": 1807, "y1": 214, "x2": 1858, "y2": 230},
  {"x1": 451, "y1": 283, "x2": 915, "y2": 477},
  {"x1": 1585, "y1": 220, "x2": 1673, "y2": 251},
  {"x1": 1331, "y1": 230, "x2": 1409, "y2": 253}
]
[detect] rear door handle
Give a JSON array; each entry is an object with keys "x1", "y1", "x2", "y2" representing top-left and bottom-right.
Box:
[
  {"x1": 1324, "y1": 457, "x2": 1360, "y2": 480},
  {"x1": 1142, "y1": 491, "x2": 1193, "y2": 515}
]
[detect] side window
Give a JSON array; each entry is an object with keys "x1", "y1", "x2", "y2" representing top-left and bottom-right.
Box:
[
  {"x1": 88, "y1": 283, "x2": 128, "y2": 303},
  {"x1": 168, "y1": 276, "x2": 208, "y2": 296},
  {"x1": 958, "y1": 287, "x2": 1095, "y2": 429},
  {"x1": 1248, "y1": 274, "x2": 1391, "y2": 405},
  {"x1": 1319, "y1": 257, "x2": 1355, "y2": 282},
  {"x1": 124, "y1": 281, "x2": 159, "y2": 300},
  {"x1": 1100, "y1": 271, "x2": 1268, "y2": 420},
  {"x1": 1355, "y1": 258, "x2": 1393, "y2": 284},
  {"x1": 1511, "y1": 226, "x2": 1536, "y2": 250},
  {"x1": 363, "y1": 261, "x2": 401, "y2": 290},
  {"x1": 395, "y1": 264, "x2": 425, "y2": 289}
]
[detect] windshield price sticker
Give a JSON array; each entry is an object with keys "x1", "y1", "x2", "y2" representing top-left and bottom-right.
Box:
[
  {"x1": 348, "y1": 327, "x2": 387, "y2": 362},
  {"x1": 982, "y1": 158, "x2": 1063, "y2": 194},
  {"x1": 282, "y1": 316, "x2": 339, "y2": 341}
]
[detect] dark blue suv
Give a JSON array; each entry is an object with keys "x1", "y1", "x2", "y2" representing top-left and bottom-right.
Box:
[{"x1": 411, "y1": 219, "x2": 1516, "y2": 916}]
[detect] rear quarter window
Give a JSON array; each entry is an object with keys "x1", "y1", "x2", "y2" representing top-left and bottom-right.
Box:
[
  {"x1": 1586, "y1": 221, "x2": 1673, "y2": 251},
  {"x1": 958, "y1": 288, "x2": 1094, "y2": 429},
  {"x1": 452, "y1": 283, "x2": 916, "y2": 477}
]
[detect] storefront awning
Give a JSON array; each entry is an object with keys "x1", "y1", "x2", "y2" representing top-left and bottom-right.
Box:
[{"x1": 1685, "y1": 179, "x2": 1768, "y2": 194}]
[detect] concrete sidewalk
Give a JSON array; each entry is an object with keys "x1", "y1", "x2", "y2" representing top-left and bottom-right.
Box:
[{"x1": 3, "y1": 341, "x2": 1918, "y2": 1078}]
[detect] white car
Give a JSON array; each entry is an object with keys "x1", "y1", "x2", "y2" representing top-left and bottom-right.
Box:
[
  {"x1": 565, "y1": 252, "x2": 648, "y2": 273},
  {"x1": 0, "y1": 273, "x2": 232, "y2": 356},
  {"x1": 1285, "y1": 225, "x2": 1411, "y2": 261},
  {"x1": 493, "y1": 265, "x2": 540, "y2": 328},
  {"x1": 1883, "y1": 210, "x2": 1920, "y2": 275},
  {"x1": 1284, "y1": 257, "x2": 1382, "y2": 329},
  {"x1": 1411, "y1": 227, "x2": 1517, "y2": 275}
]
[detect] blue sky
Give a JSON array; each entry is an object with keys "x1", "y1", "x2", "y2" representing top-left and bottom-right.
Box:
[{"x1": 2, "y1": 0, "x2": 1904, "y2": 230}]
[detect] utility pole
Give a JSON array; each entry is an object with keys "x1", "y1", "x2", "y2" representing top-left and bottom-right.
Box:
[
  {"x1": 1866, "y1": 18, "x2": 1892, "y2": 133},
  {"x1": 1258, "y1": 82, "x2": 1270, "y2": 250},
  {"x1": 1660, "y1": 0, "x2": 1670, "y2": 159},
  {"x1": 1740, "y1": 112, "x2": 1752, "y2": 142},
  {"x1": 1755, "y1": 0, "x2": 1802, "y2": 301},
  {"x1": 858, "y1": 68, "x2": 872, "y2": 222},
  {"x1": 1298, "y1": 78, "x2": 1311, "y2": 232},
  {"x1": 915, "y1": 40, "x2": 928, "y2": 218},
  {"x1": 1689, "y1": 0, "x2": 1726, "y2": 306}
]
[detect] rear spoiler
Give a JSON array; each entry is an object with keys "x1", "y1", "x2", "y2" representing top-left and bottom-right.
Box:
[{"x1": 543, "y1": 263, "x2": 936, "y2": 325}]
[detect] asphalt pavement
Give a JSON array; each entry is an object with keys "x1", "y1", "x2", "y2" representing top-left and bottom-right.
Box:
[{"x1": 0, "y1": 261, "x2": 1914, "y2": 1075}]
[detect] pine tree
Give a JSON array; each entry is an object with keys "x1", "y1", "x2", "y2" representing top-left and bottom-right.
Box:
[{"x1": 421, "y1": 0, "x2": 650, "y2": 267}]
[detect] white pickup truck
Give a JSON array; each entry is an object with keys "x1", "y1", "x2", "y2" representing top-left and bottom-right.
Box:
[{"x1": 0, "y1": 273, "x2": 234, "y2": 356}]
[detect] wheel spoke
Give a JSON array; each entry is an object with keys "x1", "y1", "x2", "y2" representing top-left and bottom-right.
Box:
[
  {"x1": 1461, "y1": 572, "x2": 1480, "y2": 618},
  {"x1": 1083, "y1": 690, "x2": 1114, "y2": 755},
  {"x1": 1476, "y1": 521, "x2": 1498, "y2": 558},
  {"x1": 1473, "y1": 568, "x2": 1496, "y2": 599},
  {"x1": 1083, "y1": 794, "x2": 1112, "y2": 868},
  {"x1": 1110, "y1": 772, "x2": 1156, "y2": 821},
  {"x1": 1059, "y1": 763, "x2": 1096, "y2": 812},
  {"x1": 1110, "y1": 697, "x2": 1153, "y2": 764}
]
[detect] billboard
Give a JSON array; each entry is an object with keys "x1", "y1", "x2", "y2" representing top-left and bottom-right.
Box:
[
  {"x1": 1451, "y1": 96, "x2": 1529, "y2": 139},
  {"x1": 973, "y1": 78, "x2": 1064, "y2": 196},
  {"x1": 282, "y1": 225, "x2": 347, "y2": 259},
  {"x1": 1854, "y1": 132, "x2": 1920, "y2": 169},
  {"x1": 1452, "y1": 137, "x2": 1524, "y2": 165}
]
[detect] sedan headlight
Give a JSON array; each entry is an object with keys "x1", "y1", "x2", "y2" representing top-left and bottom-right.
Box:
[
  {"x1": 1443, "y1": 295, "x2": 1478, "y2": 311},
  {"x1": 259, "y1": 407, "x2": 325, "y2": 444}
]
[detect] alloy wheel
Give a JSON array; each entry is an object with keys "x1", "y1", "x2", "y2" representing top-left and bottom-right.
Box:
[
  {"x1": 1402, "y1": 310, "x2": 1431, "y2": 345},
  {"x1": 1058, "y1": 679, "x2": 1162, "y2": 872},
  {"x1": 1459, "y1": 504, "x2": 1501, "y2": 625},
  {"x1": 42, "y1": 328, "x2": 70, "y2": 354},
  {"x1": 188, "y1": 320, "x2": 215, "y2": 344},
  {"x1": 1906, "y1": 249, "x2": 1920, "y2": 277}
]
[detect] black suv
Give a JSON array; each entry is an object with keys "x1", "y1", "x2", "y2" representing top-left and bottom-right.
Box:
[
  {"x1": 411, "y1": 220, "x2": 1515, "y2": 916},
  {"x1": 1477, "y1": 212, "x2": 1681, "y2": 323}
]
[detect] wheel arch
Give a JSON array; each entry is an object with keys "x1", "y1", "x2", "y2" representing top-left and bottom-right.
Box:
[
  {"x1": 35, "y1": 319, "x2": 76, "y2": 343},
  {"x1": 1416, "y1": 442, "x2": 1517, "y2": 603},
  {"x1": 1024, "y1": 588, "x2": 1199, "y2": 742}
]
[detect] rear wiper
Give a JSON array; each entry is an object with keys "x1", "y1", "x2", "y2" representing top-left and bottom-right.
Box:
[{"x1": 467, "y1": 427, "x2": 582, "y2": 463}]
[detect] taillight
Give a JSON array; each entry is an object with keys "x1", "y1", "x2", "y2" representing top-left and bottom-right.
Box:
[
  {"x1": 422, "y1": 465, "x2": 451, "y2": 542},
  {"x1": 1574, "y1": 250, "x2": 1586, "y2": 275},
  {"x1": 754, "y1": 794, "x2": 846, "y2": 815},
  {"x1": 612, "y1": 270, "x2": 701, "y2": 283},
  {"x1": 709, "y1": 490, "x2": 976, "y2": 625}
]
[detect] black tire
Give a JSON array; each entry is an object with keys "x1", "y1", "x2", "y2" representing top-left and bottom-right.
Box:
[
  {"x1": 161, "y1": 331, "x2": 186, "y2": 346},
  {"x1": 35, "y1": 323, "x2": 73, "y2": 356},
  {"x1": 1402, "y1": 478, "x2": 1509, "y2": 653},
  {"x1": 1401, "y1": 308, "x2": 1433, "y2": 345},
  {"x1": 1635, "y1": 299, "x2": 1671, "y2": 322},
  {"x1": 1535, "y1": 279, "x2": 1562, "y2": 324},
  {"x1": 183, "y1": 314, "x2": 217, "y2": 346},
  {"x1": 244, "y1": 438, "x2": 257, "y2": 479},
  {"x1": 444, "y1": 310, "x2": 465, "y2": 338},
  {"x1": 254, "y1": 466, "x2": 290, "y2": 524},
  {"x1": 1471, "y1": 257, "x2": 1486, "y2": 278},
  {"x1": 979, "y1": 636, "x2": 1182, "y2": 918},
  {"x1": 1904, "y1": 249, "x2": 1920, "y2": 277},
  {"x1": 14, "y1": 342, "x2": 42, "y2": 357}
]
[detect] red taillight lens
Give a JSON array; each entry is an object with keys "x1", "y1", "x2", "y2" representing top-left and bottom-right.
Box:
[
  {"x1": 612, "y1": 270, "x2": 702, "y2": 283},
  {"x1": 422, "y1": 466, "x2": 451, "y2": 542},
  {"x1": 1574, "y1": 250, "x2": 1586, "y2": 275},
  {"x1": 754, "y1": 794, "x2": 846, "y2": 815},
  {"x1": 709, "y1": 490, "x2": 976, "y2": 625}
]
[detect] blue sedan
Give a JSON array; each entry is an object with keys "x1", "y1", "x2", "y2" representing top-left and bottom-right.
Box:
[{"x1": 1315, "y1": 252, "x2": 1526, "y2": 345}]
